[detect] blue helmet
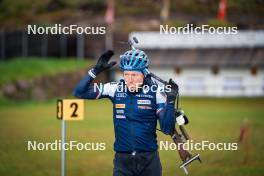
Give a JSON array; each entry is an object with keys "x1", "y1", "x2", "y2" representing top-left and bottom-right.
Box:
[{"x1": 119, "y1": 49, "x2": 149, "y2": 73}]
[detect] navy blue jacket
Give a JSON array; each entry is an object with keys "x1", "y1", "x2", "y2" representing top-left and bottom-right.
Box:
[{"x1": 73, "y1": 68, "x2": 176, "y2": 152}]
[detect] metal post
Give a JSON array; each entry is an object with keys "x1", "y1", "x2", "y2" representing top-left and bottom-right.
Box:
[
  {"x1": 105, "y1": 25, "x2": 113, "y2": 50},
  {"x1": 77, "y1": 33, "x2": 84, "y2": 60},
  {"x1": 41, "y1": 34, "x2": 48, "y2": 58},
  {"x1": 1, "y1": 30, "x2": 6, "y2": 60},
  {"x1": 61, "y1": 119, "x2": 66, "y2": 176},
  {"x1": 60, "y1": 34, "x2": 67, "y2": 58},
  {"x1": 105, "y1": 0, "x2": 114, "y2": 50},
  {"x1": 22, "y1": 30, "x2": 28, "y2": 57}
]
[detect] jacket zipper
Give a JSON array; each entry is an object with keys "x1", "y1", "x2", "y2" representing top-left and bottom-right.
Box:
[{"x1": 128, "y1": 94, "x2": 136, "y2": 155}]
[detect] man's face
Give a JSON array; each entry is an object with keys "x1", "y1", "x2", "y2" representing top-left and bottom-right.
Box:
[{"x1": 123, "y1": 71, "x2": 144, "y2": 92}]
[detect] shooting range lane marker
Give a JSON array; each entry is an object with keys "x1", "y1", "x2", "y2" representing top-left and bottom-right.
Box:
[
  {"x1": 56, "y1": 99, "x2": 85, "y2": 176},
  {"x1": 61, "y1": 119, "x2": 66, "y2": 176}
]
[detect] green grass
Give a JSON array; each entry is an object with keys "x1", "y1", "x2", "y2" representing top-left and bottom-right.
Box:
[
  {"x1": 0, "y1": 58, "x2": 92, "y2": 85},
  {"x1": 0, "y1": 98, "x2": 264, "y2": 176}
]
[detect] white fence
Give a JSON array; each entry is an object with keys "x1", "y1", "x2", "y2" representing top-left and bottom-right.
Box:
[{"x1": 114, "y1": 67, "x2": 264, "y2": 97}]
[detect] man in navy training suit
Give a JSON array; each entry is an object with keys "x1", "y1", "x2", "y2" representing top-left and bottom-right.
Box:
[{"x1": 73, "y1": 49, "x2": 185, "y2": 176}]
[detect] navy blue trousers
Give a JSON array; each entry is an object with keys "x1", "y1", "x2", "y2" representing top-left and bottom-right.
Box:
[{"x1": 113, "y1": 151, "x2": 162, "y2": 176}]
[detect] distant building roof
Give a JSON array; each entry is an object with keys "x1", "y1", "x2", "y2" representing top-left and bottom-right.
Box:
[
  {"x1": 129, "y1": 31, "x2": 264, "y2": 49},
  {"x1": 124, "y1": 31, "x2": 264, "y2": 67},
  {"x1": 144, "y1": 48, "x2": 264, "y2": 67}
]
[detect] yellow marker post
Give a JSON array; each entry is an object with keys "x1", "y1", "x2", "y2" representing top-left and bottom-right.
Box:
[
  {"x1": 57, "y1": 99, "x2": 84, "y2": 121},
  {"x1": 57, "y1": 99, "x2": 84, "y2": 176}
]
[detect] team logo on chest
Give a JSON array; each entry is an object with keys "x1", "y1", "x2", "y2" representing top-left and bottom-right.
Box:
[
  {"x1": 137, "y1": 99, "x2": 151, "y2": 105},
  {"x1": 116, "y1": 109, "x2": 124, "y2": 114},
  {"x1": 116, "y1": 92, "x2": 127, "y2": 98},
  {"x1": 138, "y1": 105, "x2": 152, "y2": 110},
  {"x1": 135, "y1": 94, "x2": 154, "y2": 99},
  {"x1": 116, "y1": 115, "x2": 126, "y2": 119},
  {"x1": 115, "y1": 104, "x2": 126, "y2": 108}
]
